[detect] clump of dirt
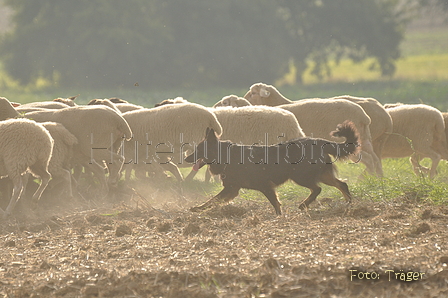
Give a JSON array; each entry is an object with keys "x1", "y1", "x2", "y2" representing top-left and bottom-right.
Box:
[
  {"x1": 205, "y1": 204, "x2": 248, "y2": 218},
  {"x1": 406, "y1": 222, "x2": 431, "y2": 237},
  {"x1": 348, "y1": 203, "x2": 379, "y2": 218},
  {"x1": 115, "y1": 224, "x2": 133, "y2": 236}
]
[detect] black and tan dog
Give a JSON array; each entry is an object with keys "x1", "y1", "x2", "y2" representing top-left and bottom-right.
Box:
[{"x1": 185, "y1": 121, "x2": 360, "y2": 215}]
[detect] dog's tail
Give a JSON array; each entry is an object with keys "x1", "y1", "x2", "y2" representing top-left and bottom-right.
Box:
[{"x1": 325, "y1": 120, "x2": 360, "y2": 159}]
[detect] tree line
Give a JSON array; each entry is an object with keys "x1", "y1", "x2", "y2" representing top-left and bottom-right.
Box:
[{"x1": 0, "y1": 0, "x2": 444, "y2": 89}]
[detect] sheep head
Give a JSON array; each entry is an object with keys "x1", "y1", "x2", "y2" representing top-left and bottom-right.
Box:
[
  {"x1": 213, "y1": 95, "x2": 251, "y2": 108},
  {"x1": 244, "y1": 83, "x2": 291, "y2": 106}
]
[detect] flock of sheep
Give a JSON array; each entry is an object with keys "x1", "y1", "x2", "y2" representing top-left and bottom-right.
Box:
[{"x1": 1, "y1": 82, "x2": 447, "y2": 217}]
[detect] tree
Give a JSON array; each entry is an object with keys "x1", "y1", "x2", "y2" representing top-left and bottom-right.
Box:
[
  {"x1": 276, "y1": 0, "x2": 409, "y2": 84},
  {"x1": 0, "y1": 0, "x2": 411, "y2": 89}
]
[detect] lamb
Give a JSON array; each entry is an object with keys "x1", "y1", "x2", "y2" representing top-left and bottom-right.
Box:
[
  {"x1": 332, "y1": 95, "x2": 393, "y2": 176},
  {"x1": 0, "y1": 118, "x2": 53, "y2": 216},
  {"x1": 40, "y1": 122, "x2": 78, "y2": 197},
  {"x1": 243, "y1": 83, "x2": 379, "y2": 175},
  {"x1": 0, "y1": 97, "x2": 20, "y2": 120},
  {"x1": 122, "y1": 102, "x2": 222, "y2": 181},
  {"x1": 24, "y1": 106, "x2": 132, "y2": 193},
  {"x1": 382, "y1": 103, "x2": 448, "y2": 178},
  {"x1": 213, "y1": 95, "x2": 252, "y2": 108}
]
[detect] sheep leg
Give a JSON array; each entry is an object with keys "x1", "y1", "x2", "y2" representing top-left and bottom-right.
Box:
[
  {"x1": 4, "y1": 175, "x2": 25, "y2": 216},
  {"x1": 190, "y1": 185, "x2": 240, "y2": 212},
  {"x1": 104, "y1": 152, "x2": 125, "y2": 187},
  {"x1": 359, "y1": 139, "x2": 382, "y2": 176},
  {"x1": 410, "y1": 150, "x2": 441, "y2": 178},
  {"x1": 61, "y1": 168, "x2": 74, "y2": 197},
  {"x1": 160, "y1": 162, "x2": 183, "y2": 182},
  {"x1": 29, "y1": 165, "x2": 52, "y2": 202}
]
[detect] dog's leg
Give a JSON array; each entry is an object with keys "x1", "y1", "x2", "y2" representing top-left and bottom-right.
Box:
[
  {"x1": 190, "y1": 185, "x2": 240, "y2": 212},
  {"x1": 320, "y1": 169, "x2": 352, "y2": 204},
  {"x1": 259, "y1": 184, "x2": 282, "y2": 215},
  {"x1": 298, "y1": 186, "x2": 322, "y2": 210}
]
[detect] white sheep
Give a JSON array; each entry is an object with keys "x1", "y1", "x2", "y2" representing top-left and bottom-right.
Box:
[
  {"x1": 107, "y1": 97, "x2": 144, "y2": 113},
  {"x1": 154, "y1": 97, "x2": 189, "y2": 107},
  {"x1": 19, "y1": 96, "x2": 78, "y2": 109},
  {"x1": 244, "y1": 82, "x2": 293, "y2": 106},
  {"x1": 213, "y1": 95, "x2": 252, "y2": 108},
  {"x1": 40, "y1": 122, "x2": 78, "y2": 197},
  {"x1": 122, "y1": 102, "x2": 223, "y2": 181},
  {"x1": 213, "y1": 105, "x2": 305, "y2": 144},
  {"x1": 24, "y1": 106, "x2": 132, "y2": 193},
  {"x1": 87, "y1": 98, "x2": 123, "y2": 114},
  {"x1": 187, "y1": 105, "x2": 306, "y2": 182},
  {"x1": 0, "y1": 118, "x2": 53, "y2": 216},
  {"x1": 382, "y1": 103, "x2": 448, "y2": 178},
  {"x1": 243, "y1": 83, "x2": 378, "y2": 175},
  {"x1": 443, "y1": 112, "x2": 448, "y2": 148},
  {"x1": 0, "y1": 97, "x2": 20, "y2": 120},
  {"x1": 332, "y1": 95, "x2": 393, "y2": 176}
]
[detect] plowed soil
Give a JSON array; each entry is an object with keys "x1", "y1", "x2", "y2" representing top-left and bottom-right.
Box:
[{"x1": 1, "y1": 179, "x2": 448, "y2": 298}]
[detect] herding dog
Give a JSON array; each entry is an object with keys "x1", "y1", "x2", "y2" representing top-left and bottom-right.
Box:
[{"x1": 185, "y1": 121, "x2": 360, "y2": 215}]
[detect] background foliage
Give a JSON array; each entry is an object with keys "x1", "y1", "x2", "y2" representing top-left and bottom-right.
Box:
[{"x1": 0, "y1": 0, "x2": 417, "y2": 89}]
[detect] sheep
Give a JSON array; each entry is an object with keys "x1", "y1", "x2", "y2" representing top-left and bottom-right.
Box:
[
  {"x1": 443, "y1": 112, "x2": 448, "y2": 148},
  {"x1": 24, "y1": 106, "x2": 132, "y2": 193},
  {"x1": 154, "y1": 97, "x2": 189, "y2": 107},
  {"x1": 87, "y1": 98, "x2": 122, "y2": 114},
  {"x1": 0, "y1": 97, "x2": 20, "y2": 120},
  {"x1": 108, "y1": 97, "x2": 129, "y2": 104},
  {"x1": 122, "y1": 102, "x2": 222, "y2": 181},
  {"x1": 152, "y1": 98, "x2": 306, "y2": 181},
  {"x1": 19, "y1": 99, "x2": 74, "y2": 110},
  {"x1": 0, "y1": 118, "x2": 53, "y2": 216},
  {"x1": 213, "y1": 105, "x2": 305, "y2": 144},
  {"x1": 88, "y1": 98, "x2": 144, "y2": 113},
  {"x1": 53, "y1": 95, "x2": 78, "y2": 106},
  {"x1": 332, "y1": 95, "x2": 393, "y2": 176},
  {"x1": 382, "y1": 103, "x2": 448, "y2": 178},
  {"x1": 243, "y1": 83, "x2": 379, "y2": 175},
  {"x1": 213, "y1": 95, "x2": 252, "y2": 108},
  {"x1": 115, "y1": 103, "x2": 144, "y2": 113},
  {"x1": 40, "y1": 122, "x2": 78, "y2": 197},
  {"x1": 188, "y1": 105, "x2": 307, "y2": 182},
  {"x1": 244, "y1": 83, "x2": 293, "y2": 106},
  {"x1": 107, "y1": 97, "x2": 144, "y2": 113},
  {"x1": 276, "y1": 99, "x2": 377, "y2": 175}
]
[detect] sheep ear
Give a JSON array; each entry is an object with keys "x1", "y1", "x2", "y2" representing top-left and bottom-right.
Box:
[
  {"x1": 69, "y1": 95, "x2": 79, "y2": 101},
  {"x1": 260, "y1": 88, "x2": 270, "y2": 98}
]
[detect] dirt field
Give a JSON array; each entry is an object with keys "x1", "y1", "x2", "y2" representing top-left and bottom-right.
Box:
[{"x1": 1, "y1": 179, "x2": 448, "y2": 298}]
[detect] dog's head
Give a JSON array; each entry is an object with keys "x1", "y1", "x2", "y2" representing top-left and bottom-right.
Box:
[{"x1": 185, "y1": 128, "x2": 220, "y2": 171}]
